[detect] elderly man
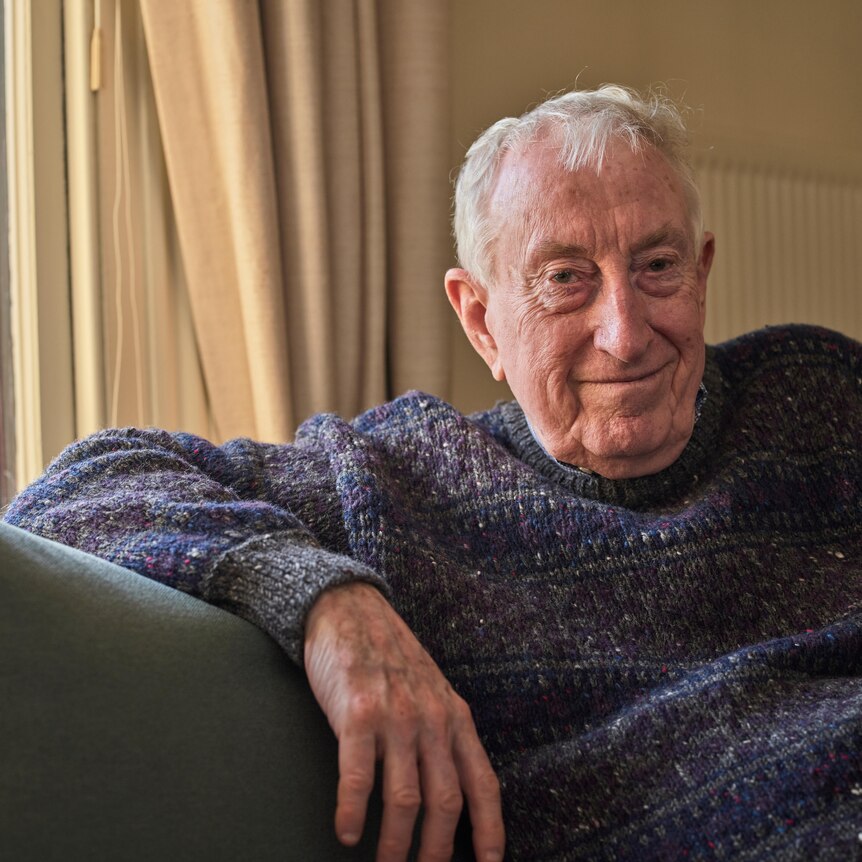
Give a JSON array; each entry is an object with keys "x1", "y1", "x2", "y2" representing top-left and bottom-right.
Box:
[{"x1": 7, "y1": 86, "x2": 862, "y2": 861}]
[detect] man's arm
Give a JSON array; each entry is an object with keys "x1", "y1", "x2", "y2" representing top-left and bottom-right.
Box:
[
  {"x1": 3, "y1": 427, "x2": 385, "y2": 662},
  {"x1": 4, "y1": 427, "x2": 505, "y2": 862}
]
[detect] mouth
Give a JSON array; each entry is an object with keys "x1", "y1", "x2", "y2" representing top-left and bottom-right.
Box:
[{"x1": 581, "y1": 364, "x2": 669, "y2": 385}]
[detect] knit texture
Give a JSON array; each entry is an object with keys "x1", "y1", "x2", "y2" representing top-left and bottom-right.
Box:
[{"x1": 6, "y1": 324, "x2": 862, "y2": 860}]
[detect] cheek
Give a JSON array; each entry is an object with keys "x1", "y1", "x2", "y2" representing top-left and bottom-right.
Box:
[
  {"x1": 497, "y1": 302, "x2": 549, "y2": 365},
  {"x1": 675, "y1": 329, "x2": 700, "y2": 352},
  {"x1": 679, "y1": 319, "x2": 706, "y2": 354},
  {"x1": 653, "y1": 290, "x2": 705, "y2": 353},
  {"x1": 517, "y1": 315, "x2": 580, "y2": 376},
  {"x1": 511, "y1": 297, "x2": 546, "y2": 340}
]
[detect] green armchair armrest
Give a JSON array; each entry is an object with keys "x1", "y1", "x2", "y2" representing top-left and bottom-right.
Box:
[{"x1": 0, "y1": 521, "x2": 385, "y2": 861}]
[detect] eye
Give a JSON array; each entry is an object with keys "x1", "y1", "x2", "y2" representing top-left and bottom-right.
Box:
[
  {"x1": 647, "y1": 257, "x2": 674, "y2": 273},
  {"x1": 551, "y1": 269, "x2": 577, "y2": 284}
]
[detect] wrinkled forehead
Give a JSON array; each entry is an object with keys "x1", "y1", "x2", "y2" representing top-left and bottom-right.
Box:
[
  {"x1": 488, "y1": 137, "x2": 565, "y2": 218},
  {"x1": 485, "y1": 136, "x2": 693, "y2": 274},
  {"x1": 483, "y1": 142, "x2": 571, "y2": 277},
  {"x1": 491, "y1": 134, "x2": 685, "y2": 216}
]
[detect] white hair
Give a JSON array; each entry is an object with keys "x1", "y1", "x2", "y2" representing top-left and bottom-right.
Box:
[{"x1": 453, "y1": 84, "x2": 703, "y2": 287}]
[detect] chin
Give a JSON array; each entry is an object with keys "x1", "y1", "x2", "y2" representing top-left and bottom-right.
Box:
[{"x1": 576, "y1": 413, "x2": 689, "y2": 477}]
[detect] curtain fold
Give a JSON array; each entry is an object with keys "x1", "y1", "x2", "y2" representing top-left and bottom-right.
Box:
[
  {"x1": 379, "y1": 0, "x2": 452, "y2": 398},
  {"x1": 139, "y1": 0, "x2": 451, "y2": 440},
  {"x1": 86, "y1": 0, "x2": 212, "y2": 439},
  {"x1": 139, "y1": 0, "x2": 293, "y2": 441}
]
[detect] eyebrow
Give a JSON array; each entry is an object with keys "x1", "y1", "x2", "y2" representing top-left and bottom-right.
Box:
[
  {"x1": 526, "y1": 224, "x2": 692, "y2": 267},
  {"x1": 629, "y1": 226, "x2": 692, "y2": 256},
  {"x1": 525, "y1": 240, "x2": 591, "y2": 268}
]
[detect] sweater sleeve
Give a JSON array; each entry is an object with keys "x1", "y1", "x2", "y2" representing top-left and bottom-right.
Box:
[{"x1": 2, "y1": 426, "x2": 389, "y2": 664}]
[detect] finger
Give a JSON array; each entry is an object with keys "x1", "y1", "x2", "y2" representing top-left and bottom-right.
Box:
[
  {"x1": 336, "y1": 729, "x2": 377, "y2": 846},
  {"x1": 416, "y1": 746, "x2": 463, "y2": 862},
  {"x1": 453, "y1": 717, "x2": 505, "y2": 862},
  {"x1": 377, "y1": 740, "x2": 422, "y2": 862}
]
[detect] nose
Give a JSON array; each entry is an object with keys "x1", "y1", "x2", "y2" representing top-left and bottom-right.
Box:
[{"x1": 591, "y1": 270, "x2": 653, "y2": 364}]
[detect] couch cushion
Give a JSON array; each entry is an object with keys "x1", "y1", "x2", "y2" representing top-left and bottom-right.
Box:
[{"x1": 0, "y1": 521, "x2": 383, "y2": 861}]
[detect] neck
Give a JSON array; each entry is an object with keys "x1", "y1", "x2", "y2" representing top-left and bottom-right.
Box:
[
  {"x1": 526, "y1": 384, "x2": 709, "y2": 480},
  {"x1": 500, "y1": 361, "x2": 723, "y2": 511}
]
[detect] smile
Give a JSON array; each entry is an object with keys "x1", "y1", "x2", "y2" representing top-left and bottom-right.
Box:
[{"x1": 581, "y1": 364, "x2": 669, "y2": 385}]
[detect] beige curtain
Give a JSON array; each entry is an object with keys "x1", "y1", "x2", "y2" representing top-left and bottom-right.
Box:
[
  {"x1": 85, "y1": 0, "x2": 212, "y2": 440},
  {"x1": 138, "y1": 0, "x2": 452, "y2": 442}
]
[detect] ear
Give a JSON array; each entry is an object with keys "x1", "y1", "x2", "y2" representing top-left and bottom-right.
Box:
[
  {"x1": 444, "y1": 268, "x2": 505, "y2": 381},
  {"x1": 697, "y1": 232, "x2": 715, "y2": 283},
  {"x1": 696, "y1": 232, "x2": 715, "y2": 316}
]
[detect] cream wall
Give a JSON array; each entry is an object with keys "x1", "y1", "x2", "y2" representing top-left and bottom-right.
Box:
[{"x1": 447, "y1": 0, "x2": 862, "y2": 413}]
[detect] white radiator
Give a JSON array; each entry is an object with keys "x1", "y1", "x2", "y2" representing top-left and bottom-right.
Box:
[{"x1": 694, "y1": 160, "x2": 862, "y2": 344}]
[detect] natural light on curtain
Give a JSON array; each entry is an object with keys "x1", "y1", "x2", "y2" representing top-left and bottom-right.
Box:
[
  {"x1": 69, "y1": 0, "x2": 452, "y2": 449},
  {"x1": 67, "y1": 0, "x2": 211, "y2": 444},
  {"x1": 139, "y1": 0, "x2": 453, "y2": 440},
  {"x1": 7, "y1": 0, "x2": 452, "y2": 494}
]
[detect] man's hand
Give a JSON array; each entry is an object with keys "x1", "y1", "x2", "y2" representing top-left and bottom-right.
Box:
[{"x1": 304, "y1": 581, "x2": 505, "y2": 862}]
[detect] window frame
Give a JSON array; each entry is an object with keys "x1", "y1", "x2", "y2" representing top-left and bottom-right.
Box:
[{"x1": 4, "y1": 0, "x2": 75, "y2": 496}]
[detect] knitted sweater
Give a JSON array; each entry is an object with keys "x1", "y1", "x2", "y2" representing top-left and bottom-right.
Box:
[{"x1": 6, "y1": 324, "x2": 862, "y2": 861}]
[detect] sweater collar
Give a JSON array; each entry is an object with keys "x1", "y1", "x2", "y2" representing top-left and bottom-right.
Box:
[{"x1": 500, "y1": 350, "x2": 726, "y2": 511}]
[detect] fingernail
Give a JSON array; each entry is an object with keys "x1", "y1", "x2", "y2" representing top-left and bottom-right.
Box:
[
  {"x1": 484, "y1": 852, "x2": 503, "y2": 862},
  {"x1": 340, "y1": 832, "x2": 359, "y2": 845}
]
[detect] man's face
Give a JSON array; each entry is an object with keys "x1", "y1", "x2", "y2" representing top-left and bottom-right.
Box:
[{"x1": 451, "y1": 139, "x2": 714, "y2": 479}]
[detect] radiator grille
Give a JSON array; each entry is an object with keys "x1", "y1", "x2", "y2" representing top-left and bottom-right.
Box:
[{"x1": 695, "y1": 160, "x2": 862, "y2": 343}]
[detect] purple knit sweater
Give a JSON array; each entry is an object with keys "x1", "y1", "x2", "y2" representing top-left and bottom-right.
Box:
[{"x1": 6, "y1": 324, "x2": 862, "y2": 860}]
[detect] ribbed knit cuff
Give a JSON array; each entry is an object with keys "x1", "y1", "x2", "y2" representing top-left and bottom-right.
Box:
[{"x1": 206, "y1": 531, "x2": 390, "y2": 665}]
